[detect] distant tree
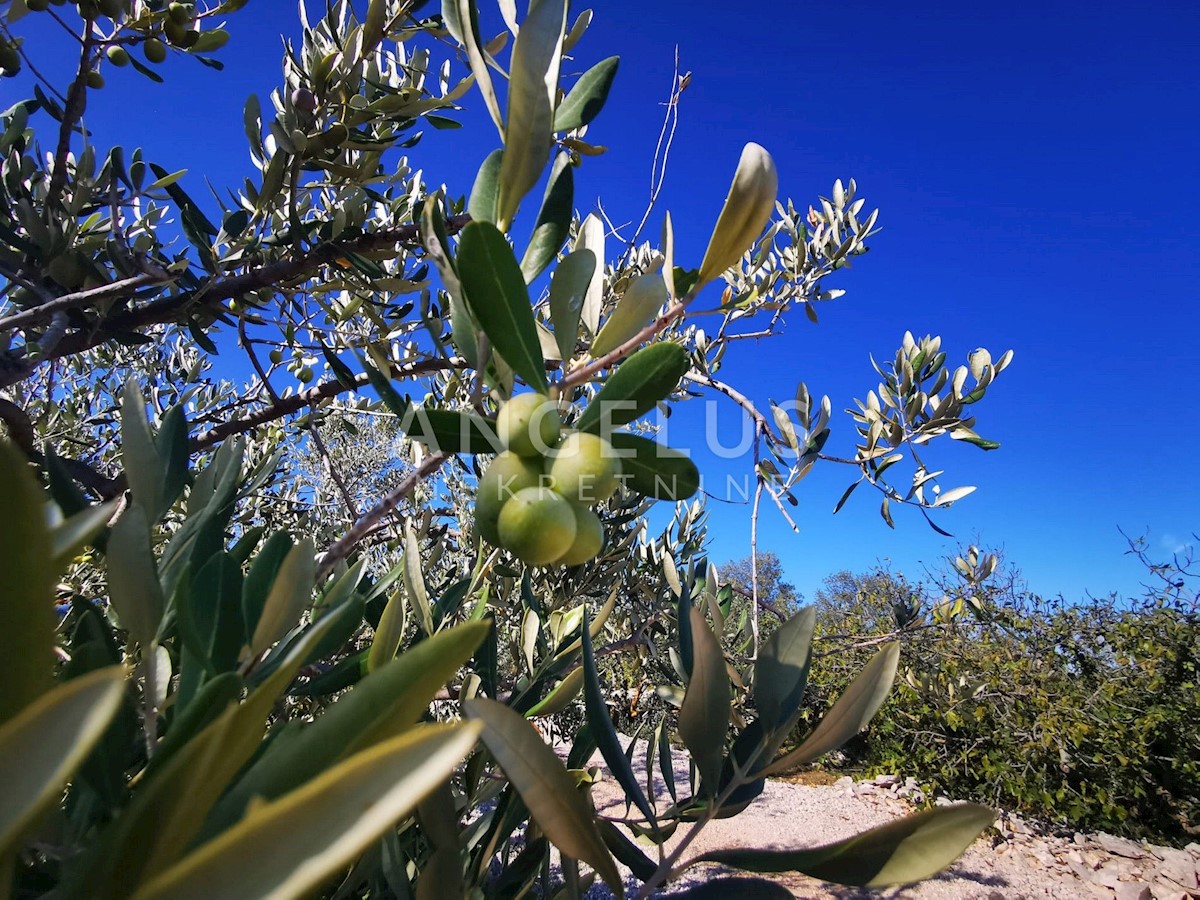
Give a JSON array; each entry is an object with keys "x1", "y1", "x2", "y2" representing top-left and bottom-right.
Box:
[{"x1": 720, "y1": 551, "x2": 800, "y2": 615}]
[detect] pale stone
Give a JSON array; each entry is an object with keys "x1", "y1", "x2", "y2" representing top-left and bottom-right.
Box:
[{"x1": 1114, "y1": 883, "x2": 1152, "y2": 900}]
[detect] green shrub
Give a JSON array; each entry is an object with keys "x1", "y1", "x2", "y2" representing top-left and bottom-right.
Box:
[{"x1": 800, "y1": 558, "x2": 1199, "y2": 845}]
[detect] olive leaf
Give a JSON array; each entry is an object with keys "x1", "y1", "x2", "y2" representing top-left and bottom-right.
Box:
[
  {"x1": 758, "y1": 642, "x2": 900, "y2": 777},
  {"x1": 695, "y1": 803, "x2": 995, "y2": 888},
  {"x1": 698, "y1": 143, "x2": 779, "y2": 286},
  {"x1": 678, "y1": 606, "x2": 730, "y2": 796},
  {"x1": 524, "y1": 667, "x2": 584, "y2": 718},
  {"x1": 521, "y1": 151, "x2": 574, "y2": 282},
  {"x1": 458, "y1": 221, "x2": 548, "y2": 392},
  {"x1": 753, "y1": 606, "x2": 816, "y2": 734},
  {"x1": 0, "y1": 440, "x2": 57, "y2": 724},
  {"x1": 201, "y1": 621, "x2": 489, "y2": 840},
  {"x1": 248, "y1": 538, "x2": 315, "y2": 659},
  {"x1": 496, "y1": 0, "x2": 567, "y2": 230},
  {"x1": 576, "y1": 342, "x2": 689, "y2": 433},
  {"x1": 548, "y1": 248, "x2": 596, "y2": 361},
  {"x1": 590, "y1": 273, "x2": 669, "y2": 357},
  {"x1": 401, "y1": 407, "x2": 502, "y2": 455},
  {"x1": 608, "y1": 432, "x2": 699, "y2": 501},
  {"x1": 465, "y1": 698, "x2": 622, "y2": 894},
  {"x1": 554, "y1": 56, "x2": 620, "y2": 132},
  {"x1": 106, "y1": 504, "x2": 168, "y2": 652},
  {"x1": 130, "y1": 724, "x2": 483, "y2": 900},
  {"x1": 575, "y1": 212, "x2": 605, "y2": 333},
  {"x1": 582, "y1": 608, "x2": 656, "y2": 825},
  {"x1": 468, "y1": 148, "x2": 503, "y2": 224},
  {"x1": 0, "y1": 667, "x2": 126, "y2": 859},
  {"x1": 447, "y1": 0, "x2": 503, "y2": 134}
]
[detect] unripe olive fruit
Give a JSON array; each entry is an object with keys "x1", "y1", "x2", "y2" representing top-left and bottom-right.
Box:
[
  {"x1": 26, "y1": 0, "x2": 51, "y2": 11},
  {"x1": 0, "y1": 44, "x2": 20, "y2": 76},
  {"x1": 497, "y1": 392, "x2": 560, "y2": 458},
  {"x1": 297, "y1": 366, "x2": 314, "y2": 383},
  {"x1": 497, "y1": 487, "x2": 576, "y2": 565},
  {"x1": 548, "y1": 431, "x2": 622, "y2": 503},
  {"x1": 268, "y1": 349, "x2": 283, "y2": 364},
  {"x1": 475, "y1": 451, "x2": 543, "y2": 546},
  {"x1": 97, "y1": 0, "x2": 123, "y2": 18},
  {"x1": 163, "y1": 18, "x2": 188, "y2": 45},
  {"x1": 143, "y1": 38, "x2": 167, "y2": 63},
  {"x1": 167, "y1": 1, "x2": 192, "y2": 23},
  {"x1": 556, "y1": 504, "x2": 604, "y2": 565},
  {"x1": 47, "y1": 253, "x2": 88, "y2": 289},
  {"x1": 105, "y1": 45, "x2": 130, "y2": 67},
  {"x1": 85, "y1": 70, "x2": 105, "y2": 89}
]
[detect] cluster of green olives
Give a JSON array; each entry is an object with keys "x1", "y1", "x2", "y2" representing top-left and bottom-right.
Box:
[{"x1": 476, "y1": 393, "x2": 622, "y2": 566}]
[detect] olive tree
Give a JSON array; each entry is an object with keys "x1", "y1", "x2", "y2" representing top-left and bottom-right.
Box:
[{"x1": 0, "y1": 1, "x2": 1012, "y2": 896}]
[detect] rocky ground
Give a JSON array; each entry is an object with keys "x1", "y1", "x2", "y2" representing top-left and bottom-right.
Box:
[{"x1": 572, "y1": 742, "x2": 1200, "y2": 899}]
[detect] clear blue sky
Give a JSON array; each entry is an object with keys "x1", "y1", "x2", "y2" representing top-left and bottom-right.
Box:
[{"x1": 12, "y1": 1, "x2": 1199, "y2": 603}]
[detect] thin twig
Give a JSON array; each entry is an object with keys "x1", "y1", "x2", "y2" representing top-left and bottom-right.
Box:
[
  {"x1": 46, "y1": 20, "x2": 97, "y2": 209},
  {"x1": 307, "y1": 402, "x2": 360, "y2": 523},
  {"x1": 316, "y1": 450, "x2": 449, "y2": 580}
]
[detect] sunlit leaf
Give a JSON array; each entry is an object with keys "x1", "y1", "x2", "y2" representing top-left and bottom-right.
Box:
[
  {"x1": 131, "y1": 724, "x2": 482, "y2": 900},
  {"x1": 249, "y1": 538, "x2": 315, "y2": 658},
  {"x1": 0, "y1": 667, "x2": 125, "y2": 858},
  {"x1": 576, "y1": 343, "x2": 689, "y2": 433},
  {"x1": 591, "y1": 274, "x2": 669, "y2": 357},
  {"x1": 496, "y1": 0, "x2": 567, "y2": 230},
  {"x1": 678, "y1": 607, "x2": 730, "y2": 796},
  {"x1": 465, "y1": 698, "x2": 622, "y2": 894},
  {"x1": 759, "y1": 642, "x2": 900, "y2": 776},
  {"x1": 696, "y1": 803, "x2": 994, "y2": 888},
  {"x1": 698, "y1": 143, "x2": 779, "y2": 286}
]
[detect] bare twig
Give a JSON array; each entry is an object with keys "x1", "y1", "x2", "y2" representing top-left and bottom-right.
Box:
[
  {"x1": 307, "y1": 402, "x2": 360, "y2": 523},
  {"x1": 0, "y1": 216, "x2": 472, "y2": 389},
  {"x1": 0, "y1": 273, "x2": 170, "y2": 337},
  {"x1": 46, "y1": 21, "x2": 97, "y2": 209},
  {"x1": 317, "y1": 450, "x2": 450, "y2": 580}
]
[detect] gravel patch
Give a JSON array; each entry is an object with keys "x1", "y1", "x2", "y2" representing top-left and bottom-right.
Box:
[{"x1": 562, "y1": 738, "x2": 1200, "y2": 899}]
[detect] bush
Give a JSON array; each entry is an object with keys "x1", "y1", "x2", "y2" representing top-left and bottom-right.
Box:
[{"x1": 802, "y1": 552, "x2": 1200, "y2": 845}]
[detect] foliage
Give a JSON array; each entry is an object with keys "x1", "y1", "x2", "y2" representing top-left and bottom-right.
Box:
[
  {"x1": 0, "y1": 0, "x2": 1016, "y2": 896},
  {"x1": 800, "y1": 549, "x2": 1200, "y2": 846}
]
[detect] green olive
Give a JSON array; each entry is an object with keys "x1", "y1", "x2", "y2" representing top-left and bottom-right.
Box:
[
  {"x1": 143, "y1": 38, "x2": 167, "y2": 64},
  {"x1": 85, "y1": 70, "x2": 105, "y2": 89},
  {"x1": 556, "y1": 504, "x2": 604, "y2": 565},
  {"x1": 268, "y1": 349, "x2": 283, "y2": 365},
  {"x1": 0, "y1": 44, "x2": 21, "y2": 76},
  {"x1": 105, "y1": 45, "x2": 130, "y2": 67},
  {"x1": 163, "y1": 18, "x2": 188, "y2": 46},
  {"x1": 26, "y1": 0, "x2": 51, "y2": 11},
  {"x1": 497, "y1": 487, "x2": 576, "y2": 565},
  {"x1": 167, "y1": 1, "x2": 192, "y2": 23},
  {"x1": 47, "y1": 253, "x2": 88, "y2": 289},
  {"x1": 548, "y1": 431, "x2": 622, "y2": 503},
  {"x1": 497, "y1": 392, "x2": 561, "y2": 458},
  {"x1": 475, "y1": 451, "x2": 544, "y2": 546}
]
